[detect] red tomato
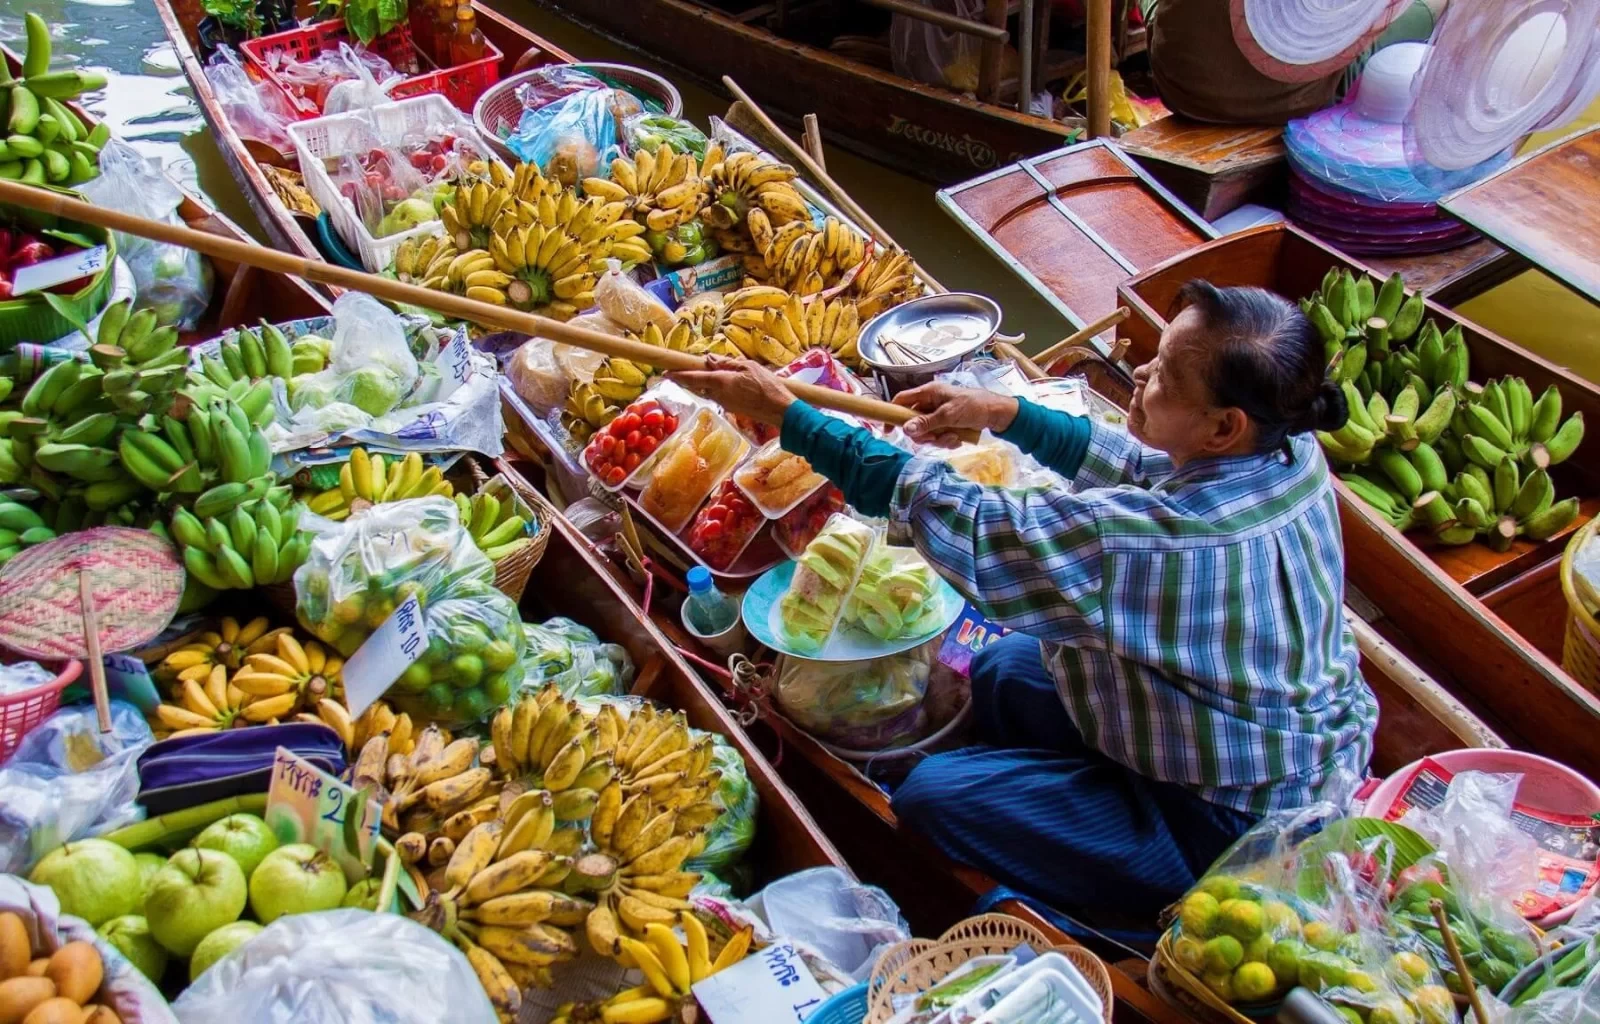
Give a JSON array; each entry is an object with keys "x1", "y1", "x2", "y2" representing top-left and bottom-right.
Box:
[
  {"x1": 624, "y1": 452, "x2": 641, "y2": 471},
  {"x1": 699, "y1": 520, "x2": 724, "y2": 540},
  {"x1": 624, "y1": 430, "x2": 641, "y2": 449},
  {"x1": 597, "y1": 434, "x2": 617, "y2": 453},
  {"x1": 642, "y1": 409, "x2": 665, "y2": 429},
  {"x1": 636, "y1": 435, "x2": 659, "y2": 456},
  {"x1": 636, "y1": 400, "x2": 659, "y2": 414},
  {"x1": 704, "y1": 504, "x2": 726, "y2": 522},
  {"x1": 616, "y1": 412, "x2": 641, "y2": 433},
  {"x1": 604, "y1": 466, "x2": 626, "y2": 486},
  {"x1": 662, "y1": 414, "x2": 678, "y2": 433}
]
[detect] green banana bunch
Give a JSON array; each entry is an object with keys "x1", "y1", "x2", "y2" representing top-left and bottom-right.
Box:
[
  {"x1": 454, "y1": 490, "x2": 537, "y2": 561},
  {"x1": 170, "y1": 491, "x2": 308, "y2": 590},
  {"x1": 1433, "y1": 456, "x2": 1580, "y2": 550},
  {"x1": 0, "y1": 14, "x2": 109, "y2": 186},
  {"x1": 1453, "y1": 375, "x2": 1584, "y2": 473},
  {"x1": 0, "y1": 500, "x2": 57, "y2": 565},
  {"x1": 1338, "y1": 472, "x2": 1415, "y2": 532},
  {"x1": 94, "y1": 299, "x2": 187, "y2": 373},
  {"x1": 197, "y1": 321, "x2": 296, "y2": 390}
]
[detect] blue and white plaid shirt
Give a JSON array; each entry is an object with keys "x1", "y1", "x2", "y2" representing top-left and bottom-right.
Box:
[{"x1": 888, "y1": 424, "x2": 1377, "y2": 815}]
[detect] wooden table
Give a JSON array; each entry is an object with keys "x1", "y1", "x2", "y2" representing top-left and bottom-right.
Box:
[{"x1": 1441, "y1": 126, "x2": 1600, "y2": 306}]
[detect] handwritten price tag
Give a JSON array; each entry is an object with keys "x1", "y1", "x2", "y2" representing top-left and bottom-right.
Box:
[
  {"x1": 692, "y1": 941, "x2": 828, "y2": 1023},
  {"x1": 340, "y1": 593, "x2": 425, "y2": 719},
  {"x1": 433, "y1": 326, "x2": 474, "y2": 402},
  {"x1": 11, "y1": 246, "x2": 109, "y2": 296},
  {"x1": 265, "y1": 747, "x2": 381, "y2": 882}
]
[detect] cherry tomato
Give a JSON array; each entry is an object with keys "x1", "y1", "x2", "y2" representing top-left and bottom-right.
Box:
[
  {"x1": 636, "y1": 435, "x2": 659, "y2": 456},
  {"x1": 616, "y1": 412, "x2": 641, "y2": 433},
  {"x1": 605, "y1": 466, "x2": 626, "y2": 486},
  {"x1": 624, "y1": 452, "x2": 642, "y2": 471},
  {"x1": 642, "y1": 409, "x2": 665, "y2": 429},
  {"x1": 699, "y1": 520, "x2": 724, "y2": 541},
  {"x1": 597, "y1": 434, "x2": 617, "y2": 453},
  {"x1": 624, "y1": 430, "x2": 642, "y2": 449}
]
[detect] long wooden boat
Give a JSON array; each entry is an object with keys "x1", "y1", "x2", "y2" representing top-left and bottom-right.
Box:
[
  {"x1": 1115, "y1": 223, "x2": 1600, "y2": 781},
  {"x1": 0, "y1": 45, "x2": 329, "y2": 336},
  {"x1": 153, "y1": 0, "x2": 577, "y2": 270},
  {"x1": 527, "y1": 0, "x2": 1099, "y2": 184}
]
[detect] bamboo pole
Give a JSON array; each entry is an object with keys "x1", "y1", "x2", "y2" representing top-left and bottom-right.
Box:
[
  {"x1": 0, "y1": 181, "x2": 947, "y2": 436},
  {"x1": 857, "y1": 0, "x2": 1009, "y2": 41},
  {"x1": 1030, "y1": 306, "x2": 1130, "y2": 369},
  {"x1": 1086, "y1": 0, "x2": 1112, "y2": 138},
  {"x1": 800, "y1": 113, "x2": 826, "y2": 171}
]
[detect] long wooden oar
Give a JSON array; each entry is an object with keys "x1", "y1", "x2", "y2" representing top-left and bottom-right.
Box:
[{"x1": 0, "y1": 180, "x2": 970, "y2": 438}]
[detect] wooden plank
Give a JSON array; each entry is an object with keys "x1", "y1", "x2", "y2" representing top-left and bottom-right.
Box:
[
  {"x1": 1116, "y1": 119, "x2": 1285, "y2": 220},
  {"x1": 1480, "y1": 554, "x2": 1567, "y2": 664},
  {"x1": 1364, "y1": 238, "x2": 1527, "y2": 308},
  {"x1": 1441, "y1": 126, "x2": 1600, "y2": 306},
  {"x1": 979, "y1": 0, "x2": 1010, "y2": 103},
  {"x1": 1086, "y1": 0, "x2": 1111, "y2": 138}
]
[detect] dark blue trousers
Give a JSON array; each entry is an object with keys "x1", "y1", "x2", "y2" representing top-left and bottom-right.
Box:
[{"x1": 891, "y1": 633, "x2": 1257, "y2": 919}]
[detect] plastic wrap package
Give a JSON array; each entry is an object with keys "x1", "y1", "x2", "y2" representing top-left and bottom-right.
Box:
[
  {"x1": 519, "y1": 616, "x2": 634, "y2": 699},
  {"x1": 79, "y1": 140, "x2": 214, "y2": 329},
  {"x1": 203, "y1": 46, "x2": 297, "y2": 153},
  {"x1": 505, "y1": 68, "x2": 629, "y2": 186},
  {"x1": 273, "y1": 43, "x2": 399, "y2": 115},
  {"x1": 1168, "y1": 795, "x2": 1458, "y2": 1021},
  {"x1": 1508, "y1": 968, "x2": 1600, "y2": 1024},
  {"x1": 775, "y1": 637, "x2": 935, "y2": 749},
  {"x1": 890, "y1": 0, "x2": 988, "y2": 93},
  {"x1": 845, "y1": 543, "x2": 945, "y2": 641},
  {"x1": 595, "y1": 259, "x2": 674, "y2": 334},
  {"x1": 778, "y1": 513, "x2": 878, "y2": 655},
  {"x1": 172, "y1": 908, "x2": 497, "y2": 1024},
  {"x1": 1391, "y1": 771, "x2": 1544, "y2": 995},
  {"x1": 685, "y1": 739, "x2": 759, "y2": 879},
  {"x1": 287, "y1": 293, "x2": 418, "y2": 418},
  {"x1": 1507, "y1": 900, "x2": 1600, "y2": 1011},
  {"x1": 0, "y1": 701, "x2": 153, "y2": 873},
  {"x1": 505, "y1": 332, "x2": 607, "y2": 417},
  {"x1": 294, "y1": 497, "x2": 526, "y2": 724},
  {"x1": 624, "y1": 112, "x2": 709, "y2": 161},
  {"x1": 747, "y1": 867, "x2": 913, "y2": 981},
  {"x1": 0, "y1": 875, "x2": 178, "y2": 1024}
]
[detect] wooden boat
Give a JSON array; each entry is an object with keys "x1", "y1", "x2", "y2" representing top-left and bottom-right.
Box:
[
  {"x1": 526, "y1": 0, "x2": 1111, "y2": 185},
  {"x1": 153, "y1": 0, "x2": 577, "y2": 271},
  {"x1": 0, "y1": 44, "x2": 328, "y2": 335},
  {"x1": 1116, "y1": 223, "x2": 1600, "y2": 781}
]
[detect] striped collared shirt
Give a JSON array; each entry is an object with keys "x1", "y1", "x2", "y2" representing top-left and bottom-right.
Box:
[{"x1": 887, "y1": 424, "x2": 1376, "y2": 815}]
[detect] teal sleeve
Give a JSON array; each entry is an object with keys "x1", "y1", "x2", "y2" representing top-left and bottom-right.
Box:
[
  {"x1": 780, "y1": 401, "x2": 909, "y2": 517},
  {"x1": 998, "y1": 398, "x2": 1093, "y2": 478}
]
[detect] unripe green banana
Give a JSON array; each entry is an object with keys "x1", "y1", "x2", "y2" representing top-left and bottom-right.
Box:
[
  {"x1": 97, "y1": 299, "x2": 132, "y2": 348},
  {"x1": 1524, "y1": 497, "x2": 1580, "y2": 542},
  {"x1": 170, "y1": 507, "x2": 209, "y2": 551},
  {"x1": 1464, "y1": 403, "x2": 1514, "y2": 453},
  {"x1": 1454, "y1": 469, "x2": 1493, "y2": 512},
  {"x1": 1493, "y1": 456, "x2": 1520, "y2": 516},
  {"x1": 1454, "y1": 497, "x2": 1491, "y2": 531},
  {"x1": 1389, "y1": 291, "x2": 1426, "y2": 343},
  {"x1": 1510, "y1": 468, "x2": 1554, "y2": 523},
  {"x1": 184, "y1": 546, "x2": 230, "y2": 590},
  {"x1": 1527, "y1": 385, "x2": 1562, "y2": 443},
  {"x1": 252, "y1": 525, "x2": 279, "y2": 584},
  {"x1": 1537, "y1": 412, "x2": 1584, "y2": 468},
  {"x1": 1375, "y1": 449, "x2": 1423, "y2": 502},
  {"x1": 1339, "y1": 474, "x2": 1403, "y2": 515},
  {"x1": 1461, "y1": 433, "x2": 1510, "y2": 470},
  {"x1": 1406, "y1": 443, "x2": 1448, "y2": 495}
]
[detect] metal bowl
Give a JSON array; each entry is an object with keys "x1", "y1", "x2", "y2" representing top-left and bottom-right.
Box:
[{"x1": 857, "y1": 293, "x2": 1003, "y2": 390}]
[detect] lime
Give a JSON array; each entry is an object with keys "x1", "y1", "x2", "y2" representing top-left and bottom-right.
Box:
[
  {"x1": 425, "y1": 636, "x2": 451, "y2": 665},
  {"x1": 423, "y1": 682, "x2": 454, "y2": 712},
  {"x1": 394, "y1": 581, "x2": 426, "y2": 608},
  {"x1": 1261, "y1": 900, "x2": 1302, "y2": 939},
  {"x1": 1299, "y1": 952, "x2": 1350, "y2": 992},
  {"x1": 1335, "y1": 1008, "x2": 1363, "y2": 1024},
  {"x1": 395, "y1": 662, "x2": 432, "y2": 693},
  {"x1": 1232, "y1": 961, "x2": 1277, "y2": 1002},
  {"x1": 1266, "y1": 940, "x2": 1304, "y2": 988},
  {"x1": 1197, "y1": 875, "x2": 1241, "y2": 903},
  {"x1": 1203, "y1": 936, "x2": 1244, "y2": 974},
  {"x1": 1303, "y1": 920, "x2": 1342, "y2": 951},
  {"x1": 1173, "y1": 935, "x2": 1207, "y2": 974},
  {"x1": 1388, "y1": 951, "x2": 1431, "y2": 990},
  {"x1": 335, "y1": 630, "x2": 364, "y2": 657},
  {"x1": 482, "y1": 671, "x2": 513, "y2": 706},
  {"x1": 332, "y1": 594, "x2": 367, "y2": 625},
  {"x1": 1201, "y1": 971, "x2": 1234, "y2": 1002},
  {"x1": 1219, "y1": 899, "x2": 1265, "y2": 942},
  {"x1": 455, "y1": 687, "x2": 491, "y2": 722},
  {"x1": 1243, "y1": 934, "x2": 1274, "y2": 964},
  {"x1": 454, "y1": 622, "x2": 491, "y2": 651},
  {"x1": 1344, "y1": 969, "x2": 1380, "y2": 994},
  {"x1": 483, "y1": 640, "x2": 517, "y2": 672},
  {"x1": 1369, "y1": 997, "x2": 1417, "y2": 1024},
  {"x1": 1179, "y1": 892, "x2": 1220, "y2": 939},
  {"x1": 452, "y1": 654, "x2": 485, "y2": 687},
  {"x1": 1412, "y1": 985, "x2": 1455, "y2": 1024}
]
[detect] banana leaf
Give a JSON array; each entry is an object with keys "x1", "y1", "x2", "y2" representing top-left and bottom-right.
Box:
[{"x1": 1294, "y1": 818, "x2": 1436, "y2": 902}]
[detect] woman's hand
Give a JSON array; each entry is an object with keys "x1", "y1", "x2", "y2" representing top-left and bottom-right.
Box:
[
  {"x1": 894, "y1": 383, "x2": 1020, "y2": 447},
  {"x1": 667, "y1": 355, "x2": 795, "y2": 426}
]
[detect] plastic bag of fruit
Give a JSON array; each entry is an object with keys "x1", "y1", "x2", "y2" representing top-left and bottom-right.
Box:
[
  {"x1": 273, "y1": 42, "x2": 400, "y2": 115},
  {"x1": 685, "y1": 738, "x2": 760, "y2": 879},
  {"x1": 80, "y1": 140, "x2": 213, "y2": 330},
  {"x1": 844, "y1": 542, "x2": 946, "y2": 642},
  {"x1": 507, "y1": 70, "x2": 626, "y2": 187},
  {"x1": 283, "y1": 294, "x2": 418, "y2": 423},
  {"x1": 595, "y1": 258, "x2": 674, "y2": 334},
  {"x1": 519, "y1": 617, "x2": 634, "y2": 699},
  {"x1": 777, "y1": 513, "x2": 878, "y2": 655},
  {"x1": 293, "y1": 496, "x2": 526, "y2": 725},
  {"x1": 774, "y1": 637, "x2": 934, "y2": 748},
  {"x1": 624, "y1": 112, "x2": 709, "y2": 160}
]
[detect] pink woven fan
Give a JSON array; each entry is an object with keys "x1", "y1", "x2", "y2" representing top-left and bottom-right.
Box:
[{"x1": 0, "y1": 528, "x2": 184, "y2": 732}]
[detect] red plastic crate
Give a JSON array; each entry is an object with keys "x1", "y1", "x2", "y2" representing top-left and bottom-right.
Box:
[{"x1": 241, "y1": 17, "x2": 501, "y2": 122}]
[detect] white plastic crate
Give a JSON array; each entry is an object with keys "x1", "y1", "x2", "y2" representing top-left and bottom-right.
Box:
[{"x1": 287, "y1": 93, "x2": 500, "y2": 273}]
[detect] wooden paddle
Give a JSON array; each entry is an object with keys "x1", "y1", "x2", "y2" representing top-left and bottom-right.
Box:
[{"x1": 0, "y1": 180, "x2": 977, "y2": 440}]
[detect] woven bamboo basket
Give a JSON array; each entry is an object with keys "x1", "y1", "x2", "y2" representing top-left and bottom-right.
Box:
[
  {"x1": 866, "y1": 914, "x2": 1114, "y2": 1022},
  {"x1": 1152, "y1": 930, "x2": 1270, "y2": 1023},
  {"x1": 1559, "y1": 516, "x2": 1600, "y2": 694},
  {"x1": 464, "y1": 458, "x2": 552, "y2": 603}
]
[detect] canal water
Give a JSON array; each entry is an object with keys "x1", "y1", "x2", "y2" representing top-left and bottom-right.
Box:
[{"x1": 4, "y1": 2, "x2": 1596, "y2": 371}]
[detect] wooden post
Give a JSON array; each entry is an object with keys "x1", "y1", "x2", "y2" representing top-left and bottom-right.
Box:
[
  {"x1": 1086, "y1": 0, "x2": 1112, "y2": 138},
  {"x1": 801, "y1": 113, "x2": 826, "y2": 171},
  {"x1": 978, "y1": 0, "x2": 1008, "y2": 102}
]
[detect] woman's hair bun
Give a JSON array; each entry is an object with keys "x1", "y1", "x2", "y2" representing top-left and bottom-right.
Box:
[{"x1": 1310, "y1": 380, "x2": 1349, "y2": 433}]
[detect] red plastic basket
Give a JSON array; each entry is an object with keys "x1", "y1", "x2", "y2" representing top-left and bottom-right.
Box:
[
  {"x1": 241, "y1": 17, "x2": 501, "y2": 123},
  {"x1": 0, "y1": 659, "x2": 82, "y2": 761}
]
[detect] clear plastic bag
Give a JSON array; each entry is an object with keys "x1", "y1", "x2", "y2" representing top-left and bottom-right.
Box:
[
  {"x1": 288, "y1": 293, "x2": 419, "y2": 419},
  {"x1": 0, "y1": 701, "x2": 153, "y2": 873},
  {"x1": 79, "y1": 140, "x2": 214, "y2": 330},
  {"x1": 845, "y1": 543, "x2": 945, "y2": 642},
  {"x1": 204, "y1": 45, "x2": 297, "y2": 153},
  {"x1": 274, "y1": 42, "x2": 399, "y2": 115},
  {"x1": 890, "y1": 0, "x2": 989, "y2": 92},
  {"x1": 506, "y1": 69, "x2": 626, "y2": 186},
  {"x1": 293, "y1": 496, "x2": 526, "y2": 724},
  {"x1": 686, "y1": 739, "x2": 759, "y2": 878},
  {"x1": 595, "y1": 258, "x2": 674, "y2": 334},
  {"x1": 172, "y1": 908, "x2": 497, "y2": 1024},
  {"x1": 519, "y1": 616, "x2": 634, "y2": 699},
  {"x1": 0, "y1": 875, "x2": 177, "y2": 1024},
  {"x1": 624, "y1": 112, "x2": 709, "y2": 161},
  {"x1": 777, "y1": 513, "x2": 877, "y2": 654},
  {"x1": 504, "y1": 337, "x2": 569, "y2": 415},
  {"x1": 775, "y1": 638, "x2": 934, "y2": 749},
  {"x1": 746, "y1": 867, "x2": 912, "y2": 982}
]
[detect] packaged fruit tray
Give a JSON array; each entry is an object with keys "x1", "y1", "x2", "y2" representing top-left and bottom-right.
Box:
[
  {"x1": 624, "y1": 489, "x2": 784, "y2": 584},
  {"x1": 582, "y1": 388, "x2": 696, "y2": 491},
  {"x1": 286, "y1": 94, "x2": 500, "y2": 273},
  {"x1": 774, "y1": 485, "x2": 846, "y2": 560},
  {"x1": 635, "y1": 407, "x2": 751, "y2": 532},
  {"x1": 734, "y1": 439, "x2": 828, "y2": 520}
]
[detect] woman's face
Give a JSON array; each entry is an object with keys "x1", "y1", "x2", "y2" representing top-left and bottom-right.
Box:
[{"x1": 1129, "y1": 307, "x2": 1254, "y2": 464}]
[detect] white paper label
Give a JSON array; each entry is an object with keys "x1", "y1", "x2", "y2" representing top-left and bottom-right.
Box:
[
  {"x1": 340, "y1": 593, "x2": 425, "y2": 718},
  {"x1": 432, "y1": 326, "x2": 474, "y2": 402},
  {"x1": 11, "y1": 246, "x2": 110, "y2": 296},
  {"x1": 691, "y1": 941, "x2": 828, "y2": 1023}
]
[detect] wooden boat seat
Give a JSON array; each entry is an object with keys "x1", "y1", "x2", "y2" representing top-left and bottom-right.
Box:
[{"x1": 1116, "y1": 116, "x2": 1286, "y2": 221}]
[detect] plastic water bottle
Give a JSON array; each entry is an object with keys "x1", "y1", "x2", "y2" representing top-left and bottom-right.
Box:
[{"x1": 684, "y1": 566, "x2": 738, "y2": 636}]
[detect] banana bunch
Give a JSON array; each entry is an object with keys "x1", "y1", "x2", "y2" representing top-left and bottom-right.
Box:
[
  {"x1": 0, "y1": 500, "x2": 56, "y2": 566},
  {"x1": 0, "y1": 14, "x2": 110, "y2": 186},
  {"x1": 588, "y1": 319, "x2": 697, "y2": 404},
  {"x1": 227, "y1": 631, "x2": 342, "y2": 721},
  {"x1": 1305, "y1": 268, "x2": 1427, "y2": 373},
  {"x1": 391, "y1": 232, "x2": 456, "y2": 285},
  {"x1": 561, "y1": 381, "x2": 618, "y2": 446},
  {"x1": 748, "y1": 213, "x2": 868, "y2": 296},
  {"x1": 583, "y1": 143, "x2": 707, "y2": 232},
  {"x1": 489, "y1": 686, "x2": 617, "y2": 823},
  {"x1": 192, "y1": 319, "x2": 296, "y2": 389},
  {"x1": 585, "y1": 784, "x2": 708, "y2": 952},
  {"x1": 553, "y1": 914, "x2": 753, "y2": 1024},
  {"x1": 150, "y1": 663, "x2": 262, "y2": 737},
  {"x1": 170, "y1": 494, "x2": 306, "y2": 591},
  {"x1": 849, "y1": 248, "x2": 921, "y2": 320},
  {"x1": 1320, "y1": 378, "x2": 1456, "y2": 466},
  {"x1": 605, "y1": 705, "x2": 723, "y2": 820},
  {"x1": 699, "y1": 143, "x2": 808, "y2": 230},
  {"x1": 92, "y1": 300, "x2": 185, "y2": 375},
  {"x1": 116, "y1": 396, "x2": 276, "y2": 517},
  {"x1": 359, "y1": 724, "x2": 494, "y2": 834},
  {"x1": 1453, "y1": 376, "x2": 1584, "y2": 474},
  {"x1": 156, "y1": 615, "x2": 280, "y2": 685},
  {"x1": 306, "y1": 448, "x2": 454, "y2": 521},
  {"x1": 302, "y1": 697, "x2": 419, "y2": 757},
  {"x1": 457, "y1": 491, "x2": 537, "y2": 563},
  {"x1": 724, "y1": 291, "x2": 861, "y2": 368}
]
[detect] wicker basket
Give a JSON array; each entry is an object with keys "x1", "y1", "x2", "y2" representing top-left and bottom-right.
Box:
[
  {"x1": 867, "y1": 914, "x2": 1114, "y2": 1022},
  {"x1": 463, "y1": 457, "x2": 552, "y2": 603},
  {"x1": 1152, "y1": 930, "x2": 1269, "y2": 1023},
  {"x1": 1560, "y1": 516, "x2": 1600, "y2": 694},
  {"x1": 473, "y1": 62, "x2": 683, "y2": 163}
]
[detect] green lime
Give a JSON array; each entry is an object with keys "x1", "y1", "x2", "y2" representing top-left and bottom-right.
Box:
[
  {"x1": 1172, "y1": 935, "x2": 1207, "y2": 974},
  {"x1": 483, "y1": 640, "x2": 517, "y2": 672},
  {"x1": 1261, "y1": 900, "x2": 1302, "y2": 939},
  {"x1": 1388, "y1": 951, "x2": 1431, "y2": 990},
  {"x1": 1232, "y1": 961, "x2": 1277, "y2": 1002},
  {"x1": 1243, "y1": 934, "x2": 1274, "y2": 964},
  {"x1": 452, "y1": 654, "x2": 485, "y2": 687},
  {"x1": 482, "y1": 671, "x2": 513, "y2": 707},
  {"x1": 395, "y1": 662, "x2": 432, "y2": 693},
  {"x1": 423, "y1": 682, "x2": 454, "y2": 712},
  {"x1": 365, "y1": 597, "x2": 397, "y2": 629},
  {"x1": 1179, "y1": 893, "x2": 1220, "y2": 939},
  {"x1": 425, "y1": 636, "x2": 451, "y2": 665},
  {"x1": 1368, "y1": 998, "x2": 1417, "y2": 1024},
  {"x1": 1303, "y1": 921, "x2": 1342, "y2": 952},
  {"x1": 1203, "y1": 936, "x2": 1244, "y2": 974},
  {"x1": 1266, "y1": 940, "x2": 1303, "y2": 988},
  {"x1": 1219, "y1": 899, "x2": 1265, "y2": 942},
  {"x1": 455, "y1": 687, "x2": 491, "y2": 722},
  {"x1": 1197, "y1": 875, "x2": 1241, "y2": 903}
]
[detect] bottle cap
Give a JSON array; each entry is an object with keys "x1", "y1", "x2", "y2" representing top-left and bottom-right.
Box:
[{"x1": 686, "y1": 566, "x2": 713, "y2": 592}]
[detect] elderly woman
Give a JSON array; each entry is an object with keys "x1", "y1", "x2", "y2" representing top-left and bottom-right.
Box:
[{"x1": 671, "y1": 281, "x2": 1377, "y2": 921}]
